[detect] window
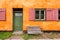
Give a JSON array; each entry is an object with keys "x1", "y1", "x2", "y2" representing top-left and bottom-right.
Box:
[
  {"x1": 35, "y1": 9, "x2": 45, "y2": 20},
  {"x1": 29, "y1": 8, "x2": 58, "y2": 21},
  {"x1": 58, "y1": 9, "x2": 60, "y2": 20}
]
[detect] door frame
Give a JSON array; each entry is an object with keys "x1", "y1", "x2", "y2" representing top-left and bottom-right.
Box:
[{"x1": 13, "y1": 8, "x2": 23, "y2": 31}]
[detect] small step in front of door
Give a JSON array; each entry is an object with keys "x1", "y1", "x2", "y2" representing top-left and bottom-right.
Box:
[{"x1": 13, "y1": 31, "x2": 23, "y2": 35}]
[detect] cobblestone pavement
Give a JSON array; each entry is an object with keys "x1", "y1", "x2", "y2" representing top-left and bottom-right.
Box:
[{"x1": 6, "y1": 31, "x2": 24, "y2": 40}]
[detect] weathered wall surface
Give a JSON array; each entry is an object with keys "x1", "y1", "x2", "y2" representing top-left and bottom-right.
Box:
[{"x1": 0, "y1": 0, "x2": 60, "y2": 31}]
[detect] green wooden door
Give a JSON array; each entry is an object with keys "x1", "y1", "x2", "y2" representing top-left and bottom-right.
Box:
[{"x1": 14, "y1": 12, "x2": 23, "y2": 31}]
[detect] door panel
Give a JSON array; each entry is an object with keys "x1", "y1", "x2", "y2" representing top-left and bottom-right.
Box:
[{"x1": 14, "y1": 12, "x2": 23, "y2": 31}]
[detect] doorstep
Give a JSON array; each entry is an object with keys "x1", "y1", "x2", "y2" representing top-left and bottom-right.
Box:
[{"x1": 13, "y1": 31, "x2": 23, "y2": 35}]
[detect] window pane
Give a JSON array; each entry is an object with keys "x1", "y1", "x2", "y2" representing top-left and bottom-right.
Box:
[
  {"x1": 58, "y1": 10, "x2": 60, "y2": 20},
  {"x1": 41, "y1": 10, "x2": 44, "y2": 19},
  {"x1": 35, "y1": 10, "x2": 39, "y2": 19}
]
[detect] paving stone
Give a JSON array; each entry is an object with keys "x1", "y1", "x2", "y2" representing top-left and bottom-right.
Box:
[
  {"x1": 13, "y1": 31, "x2": 23, "y2": 34},
  {"x1": 5, "y1": 39, "x2": 24, "y2": 40}
]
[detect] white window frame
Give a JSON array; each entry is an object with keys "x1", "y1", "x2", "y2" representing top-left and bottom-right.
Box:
[{"x1": 35, "y1": 9, "x2": 45, "y2": 20}]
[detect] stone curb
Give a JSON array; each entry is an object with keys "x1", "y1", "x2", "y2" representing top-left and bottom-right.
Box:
[
  {"x1": 0, "y1": 39, "x2": 60, "y2": 40},
  {"x1": 29, "y1": 39, "x2": 60, "y2": 40}
]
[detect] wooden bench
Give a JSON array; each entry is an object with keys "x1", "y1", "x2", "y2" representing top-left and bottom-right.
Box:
[{"x1": 27, "y1": 26, "x2": 43, "y2": 34}]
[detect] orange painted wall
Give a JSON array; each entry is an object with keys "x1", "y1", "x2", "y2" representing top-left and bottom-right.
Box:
[{"x1": 0, "y1": 0, "x2": 60, "y2": 31}]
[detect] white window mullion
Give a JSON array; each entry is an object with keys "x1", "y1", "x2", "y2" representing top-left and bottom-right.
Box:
[{"x1": 39, "y1": 10, "x2": 41, "y2": 20}]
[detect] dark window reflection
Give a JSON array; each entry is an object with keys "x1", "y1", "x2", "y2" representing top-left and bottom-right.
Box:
[
  {"x1": 58, "y1": 10, "x2": 60, "y2": 20},
  {"x1": 35, "y1": 10, "x2": 39, "y2": 19},
  {"x1": 41, "y1": 10, "x2": 44, "y2": 19}
]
